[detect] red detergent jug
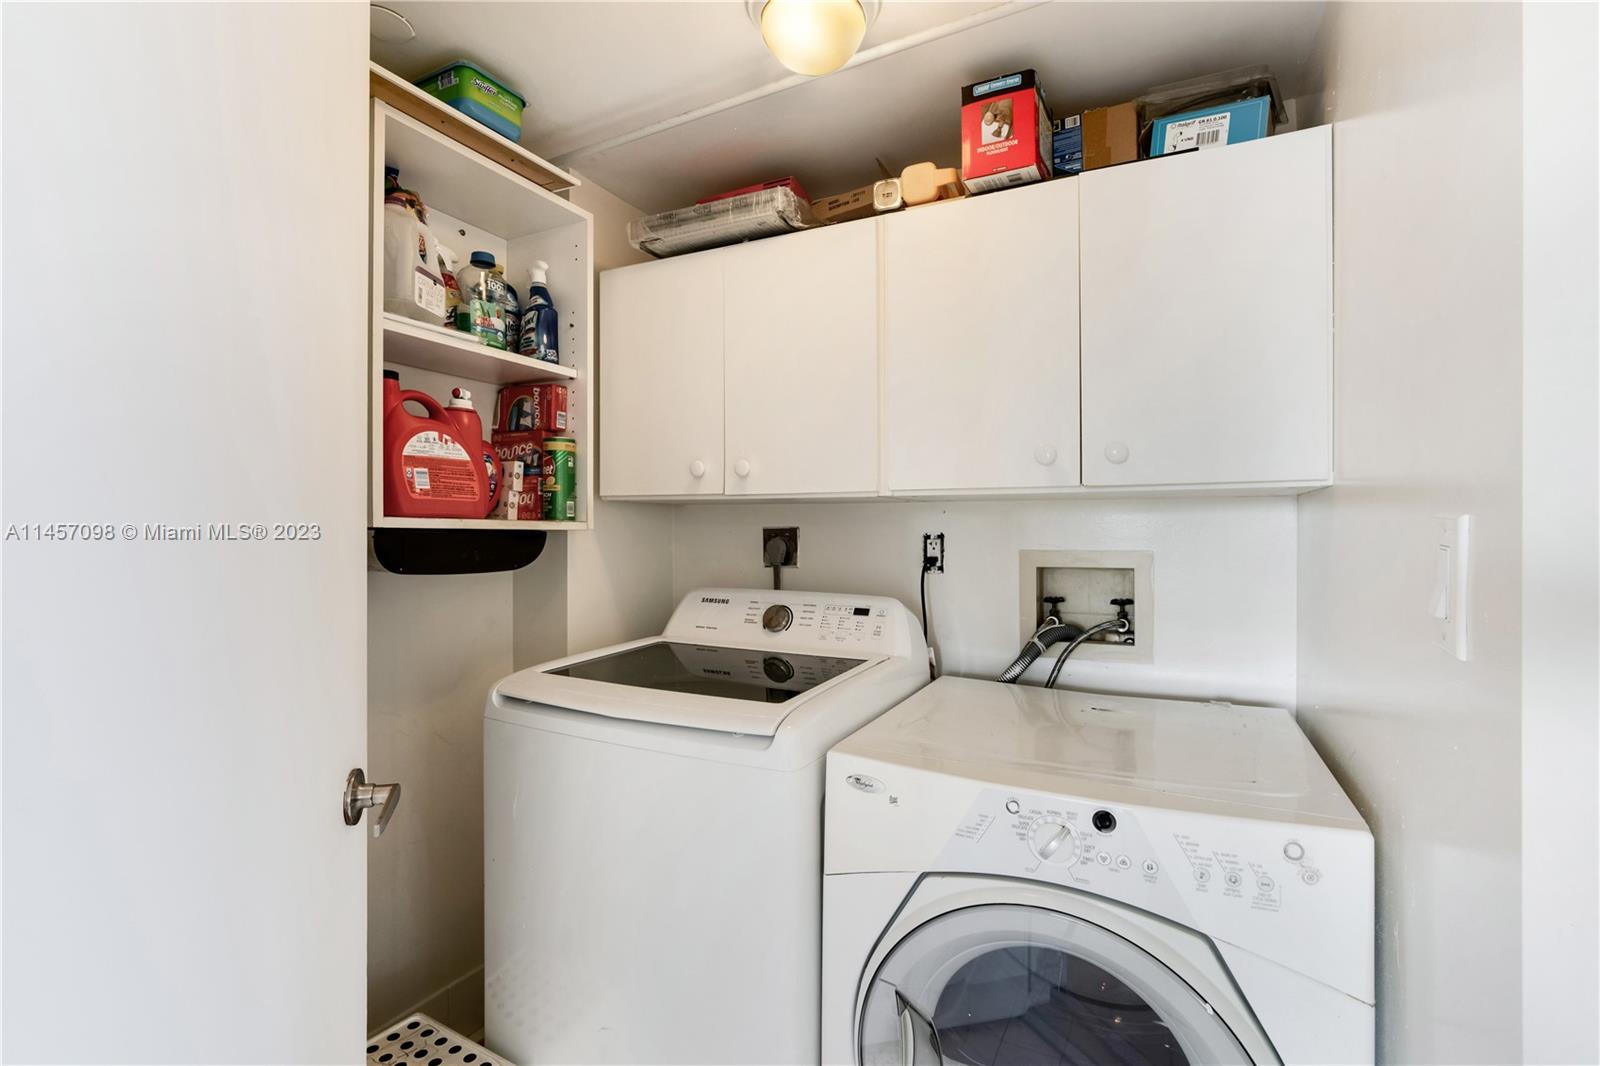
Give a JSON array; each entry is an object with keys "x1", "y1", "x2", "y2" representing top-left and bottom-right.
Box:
[
  {"x1": 444, "y1": 388, "x2": 502, "y2": 517},
  {"x1": 383, "y1": 371, "x2": 494, "y2": 518}
]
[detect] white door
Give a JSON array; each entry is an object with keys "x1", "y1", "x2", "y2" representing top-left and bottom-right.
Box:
[
  {"x1": 1079, "y1": 126, "x2": 1333, "y2": 487},
  {"x1": 600, "y1": 253, "x2": 726, "y2": 497},
  {"x1": 858, "y1": 904, "x2": 1263, "y2": 1065},
  {"x1": 723, "y1": 224, "x2": 880, "y2": 496},
  {"x1": 2, "y1": 5, "x2": 369, "y2": 1061},
  {"x1": 883, "y1": 181, "x2": 1082, "y2": 492}
]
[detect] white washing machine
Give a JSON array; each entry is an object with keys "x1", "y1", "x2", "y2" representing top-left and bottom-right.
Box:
[
  {"x1": 823, "y1": 676, "x2": 1374, "y2": 1066},
  {"x1": 484, "y1": 588, "x2": 929, "y2": 1065}
]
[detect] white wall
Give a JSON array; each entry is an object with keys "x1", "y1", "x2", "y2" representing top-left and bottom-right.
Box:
[
  {"x1": 1521, "y1": 4, "x2": 1600, "y2": 1062},
  {"x1": 3, "y1": 4, "x2": 370, "y2": 1060},
  {"x1": 671, "y1": 497, "x2": 1298, "y2": 705},
  {"x1": 1298, "y1": 4, "x2": 1523, "y2": 1062},
  {"x1": 367, "y1": 571, "x2": 512, "y2": 1031},
  {"x1": 552, "y1": 175, "x2": 677, "y2": 657},
  {"x1": 371, "y1": 171, "x2": 670, "y2": 1031}
]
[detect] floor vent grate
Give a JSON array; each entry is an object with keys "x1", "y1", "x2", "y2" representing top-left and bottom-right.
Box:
[{"x1": 367, "y1": 1013, "x2": 507, "y2": 1066}]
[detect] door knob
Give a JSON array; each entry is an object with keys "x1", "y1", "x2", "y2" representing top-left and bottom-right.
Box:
[
  {"x1": 1104, "y1": 441, "x2": 1130, "y2": 464},
  {"x1": 689, "y1": 460, "x2": 706, "y2": 478},
  {"x1": 343, "y1": 768, "x2": 401, "y2": 838},
  {"x1": 734, "y1": 459, "x2": 751, "y2": 478},
  {"x1": 1033, "y1": 445, "x2": 1058, "y2": 466}
]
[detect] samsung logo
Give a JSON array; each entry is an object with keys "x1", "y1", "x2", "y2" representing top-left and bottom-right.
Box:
[{"x1": 701, "y1": 596, "x2": 730, "y2": 604}]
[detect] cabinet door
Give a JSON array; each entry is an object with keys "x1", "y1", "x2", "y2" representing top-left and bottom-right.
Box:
[
  {"x1": 599, "y1": 253, "x2": 725, "y2": 497},
  {"x1": 1079, "y1": 126, "x2": 1332, "y2": 486},
  {"x1": 723, "y1": 223, "x2": 879, "y2": 496},
  {"x1": 883, "y1": 180, "x2": 1081, "y2": 492}
]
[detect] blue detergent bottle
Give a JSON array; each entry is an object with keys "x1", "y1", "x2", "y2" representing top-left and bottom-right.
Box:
[{"x1": 518, "y1": 260, "x2": 560, "y2": 364}]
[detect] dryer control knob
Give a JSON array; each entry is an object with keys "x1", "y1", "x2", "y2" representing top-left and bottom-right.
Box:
[
  {"x1": 1028, "y1": 819, "x2": 1079, "y2": 866},
  {"x1": 762, "y1": 604, "x2": 794, "y2": 633}
]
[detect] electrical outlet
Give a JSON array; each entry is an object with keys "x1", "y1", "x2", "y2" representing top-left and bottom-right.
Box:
[
  {"x1": 923, "y1": 532, "x2": 945, "y2": 573},
  {"x1": 761, "y1": 527, "x2": 798, "y2": 567}
]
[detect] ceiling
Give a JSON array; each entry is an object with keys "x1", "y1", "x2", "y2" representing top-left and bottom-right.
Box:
[{"x1": 373, "y1": 1, "x2": 1328, "y2": 213}]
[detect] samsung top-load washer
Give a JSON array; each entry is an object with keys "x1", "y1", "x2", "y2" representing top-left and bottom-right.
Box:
[
  {"x1": 484, "y1": 588, "x2": 929, "y2": 1066},
  {"x1": 823, "y1": 676, "x2": 1374, "y2": 1066}
]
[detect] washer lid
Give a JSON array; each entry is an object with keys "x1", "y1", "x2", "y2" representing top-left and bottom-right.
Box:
[{"x1": 493, "y1": 639, "x2": 875, "y2": 736}]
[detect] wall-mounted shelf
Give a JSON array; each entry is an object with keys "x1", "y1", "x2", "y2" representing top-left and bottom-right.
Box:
[
  {"x1": 383, "y1": 314, "x2": 578, "y2": 385},
  {"x1": 369, "y1": 63, "x2": 578, "y2": 194},
  {"x1": 370, "y1": 95, "x2": 594, "y2": 535}
]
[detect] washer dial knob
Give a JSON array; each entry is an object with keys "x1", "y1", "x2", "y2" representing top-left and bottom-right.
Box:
[
  {"x1": 762, "y1": 604, "x2": 794, "y2": 633},
  {"x1": 1028, "y1": 819, "x2": 1080, "y2": 865}
]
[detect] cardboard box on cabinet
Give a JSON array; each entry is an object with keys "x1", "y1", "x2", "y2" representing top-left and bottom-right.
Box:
[{"x1": 1082, "y1": 102, "x2": 1139, "y2": 170}]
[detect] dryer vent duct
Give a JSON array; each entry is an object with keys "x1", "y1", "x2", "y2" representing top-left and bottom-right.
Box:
[{"x1": 371, "y1": 528, "x2": 546, "y2": 575}]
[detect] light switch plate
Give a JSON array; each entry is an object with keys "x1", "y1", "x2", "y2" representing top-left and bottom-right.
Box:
[{"x1": 1432, "y1": 515, "x2": 1470, "y2": 660}]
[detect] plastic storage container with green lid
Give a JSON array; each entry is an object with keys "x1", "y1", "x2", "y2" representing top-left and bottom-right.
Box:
[{"x1": 414, "y1": 60, "x2": 525, "y2": 143}]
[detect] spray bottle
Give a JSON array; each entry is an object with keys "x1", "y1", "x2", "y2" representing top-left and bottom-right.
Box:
[{"x1": 518, "y1": 260, "x2": 560, "y2": 364}]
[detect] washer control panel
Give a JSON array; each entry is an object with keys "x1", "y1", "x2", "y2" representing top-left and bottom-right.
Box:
[{"x1": 665, "y1": 588, "x2": 918, "y2": 657}]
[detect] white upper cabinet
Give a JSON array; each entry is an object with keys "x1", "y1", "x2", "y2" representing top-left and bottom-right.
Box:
[
  {"x1": 599, "y1": 127, "x2": 1334, "y2": 500},
  {"x1": 883, "y1": 180, "x2": 1081, "y2": 493},
  {"x1": 599, "y1": 251, "x2": 725, "y2": 497},
  {"x1": 1079, "y1": 125, "x2": 1333, "y2": 487},
  {"x1": 722, "y1": 223, "x2": 879, "y2": 496}
]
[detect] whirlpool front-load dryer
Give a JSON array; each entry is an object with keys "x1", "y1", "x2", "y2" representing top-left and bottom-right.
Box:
[
  {"x1": 822, "y1": 676, "x2": 1374, "y2": 1066},
  {"x1": 484, "y1": 588, "x2": 929, "y2": 1066}
]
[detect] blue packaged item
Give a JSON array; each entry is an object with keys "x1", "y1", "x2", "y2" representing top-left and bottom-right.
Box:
[
  {"x1": 518, "y1": 261, "x2": 560, "y2": 364},
  {"x1": 1150, "y1": 96, "x2": 1273, "y2": 156},
  {"x1": 1051, "y1": 114, "x2": 1083, "y2": 176}
]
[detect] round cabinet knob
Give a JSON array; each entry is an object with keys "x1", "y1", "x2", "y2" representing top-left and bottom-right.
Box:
[
  {"x1": 1027, "y1": 819, "x2": 1079, "y2": 866},
  {"x1": 734, "y1": 459, "x2": 752, "y2": 478},
  {"x1": 1104, "y1": 441, "x2": 1130, "y2": 465},
  {"x1": 1033, "y1": 445, "x2": 1058, "y2": 467},
  {"x1": 762, "y1": 604, "x2": 793, "y2": 633},
  {"x1": 689, "y1": 460, "x2": 706, "y2": 479}
]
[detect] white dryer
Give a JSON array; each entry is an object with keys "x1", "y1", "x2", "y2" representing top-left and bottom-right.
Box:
[
  {"x1": 484, "y1": 588, "x2": 928, "y2": 1065},
  {"x1": 823, "y1": 676, "x2": 1373, "y2": 1066}
]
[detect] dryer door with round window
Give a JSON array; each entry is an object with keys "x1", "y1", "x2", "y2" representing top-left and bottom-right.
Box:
[{"x1": 859, "y1": 904, "x2": 1256, "y2": 1066}]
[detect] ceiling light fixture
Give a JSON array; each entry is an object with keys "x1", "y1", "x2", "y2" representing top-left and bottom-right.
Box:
[
  {"x1": 746, "y1": 0, "x2": 880, "y2": 77},
  {"x1": 369, "y1": 4, "x2": 416, "y2": 43}
]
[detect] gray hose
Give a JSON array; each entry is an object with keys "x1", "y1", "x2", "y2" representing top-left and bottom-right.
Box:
[
  {"x1": 998, "y1": 619, "x2": 1085, "y2": 683},
  {"x1": 1044, "y1": 618, "x2": 1132, "y2": 689}
]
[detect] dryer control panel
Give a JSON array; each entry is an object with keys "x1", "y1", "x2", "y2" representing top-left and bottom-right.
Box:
[
  {"x1": 665, "y1": 588, "x2": 924, "y2": 660},
  {"x1": 934, "y1": 785, "x2": 1371, "y2": 965}
]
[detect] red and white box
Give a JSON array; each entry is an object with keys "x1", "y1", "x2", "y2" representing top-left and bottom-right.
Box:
[
  {"x1": 495, "y1": 383, "x2": 568, "y2": 435},
  {"x1": 960, "y1": 69, "x2": 1052, "y2": 194},
  {"x1": 495, "y1": 459, "x2": 524, "y2": 519}
]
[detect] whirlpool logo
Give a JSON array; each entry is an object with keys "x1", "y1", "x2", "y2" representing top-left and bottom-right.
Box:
[{"x1": 845, "y1": 774, "x2": 884, "y2": 794}]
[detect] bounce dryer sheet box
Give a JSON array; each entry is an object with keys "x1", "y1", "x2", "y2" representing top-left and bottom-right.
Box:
[
  {"x1": 492, "y1": 384, "x2": 567, "y2": 504},
  {"x1": 960, "y1": 69, "x2": 1052, "y2": 194},
  {"x1": 495, "y1": 383, "x2": 568, "y2": 435}
]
